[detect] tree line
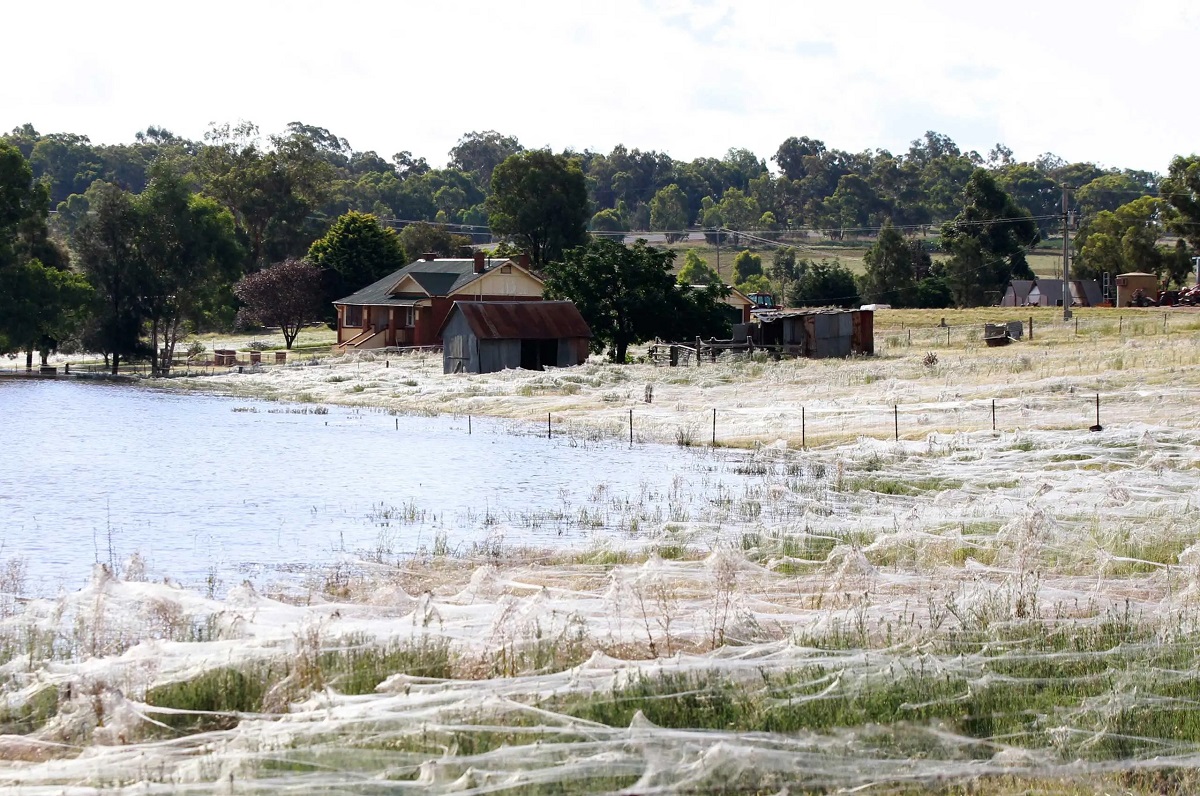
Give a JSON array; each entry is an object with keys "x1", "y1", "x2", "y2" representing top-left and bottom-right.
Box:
[
  {"x1": 4, "y1": 120, "x2": 1200, "y2": 366},
  {"x1": 4, "y1": 123, "x2": 1164, "y2": 245}
]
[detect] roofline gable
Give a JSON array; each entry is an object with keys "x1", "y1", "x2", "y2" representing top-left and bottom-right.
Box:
[{"x1": 447, "y1": 259, "x2": 544, "y2": 296}]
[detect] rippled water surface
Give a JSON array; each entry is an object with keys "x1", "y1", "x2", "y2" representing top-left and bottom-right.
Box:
[{"x1": 0, "y1": 379, "x2": 749, "y2": 591}]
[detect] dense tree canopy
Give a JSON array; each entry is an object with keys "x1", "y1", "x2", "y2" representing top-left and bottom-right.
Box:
[
  {"x1": 788, "y1": 260, "x2": 859, "y2": 308},
  {"x1": 487, "y1": 151, "x2": 589, "y2": 266},
  {"x1": 543, "y1": 239, "x2": 729, "y2": 362},
  {"x1": 136, "y1": 165, "x2": 243, "y2": 372},
  {"x1": 940, "y1": 169, "x2": 1039, "y2": 307},
  {"x1": 307, "y1": 211, "x2": 407, "y2": 323},
  {"x1": 233, "y1": 259, "x2": 324, "y2": 349},
  {"x1": 0, "y1": 143, "x2": 92, "y2": 362},
  {"x1": 1074, "y1": 196, "x2": 1180, "y2": 285},
  {"x1": 676, "y1": 249, "x2": 719, "y2": 285},
  {"x1": 860, "y1": 221, "x2": 916, "y2": 306}
]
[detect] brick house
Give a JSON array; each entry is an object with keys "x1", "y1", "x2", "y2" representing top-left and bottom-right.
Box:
[{"x1": 333, "y1": 252, "x2": 545, "y2": 351}]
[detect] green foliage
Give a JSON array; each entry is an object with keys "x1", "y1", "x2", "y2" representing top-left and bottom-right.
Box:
[
  {"x1": 543, "y1": 238, "x2": 729, "y2": 361},
  {"x1": 769, "y1": 247, "x2": 799, "y2": 281},
  {"x1": 1161, "y1": 156, "x2": 1200, "y2": 255},
  {"x1": 1074, "y1": 196, "x2": 1169, "y2": 284},
  {"x1": 196, "y1": 122, "x2": 333, "y2": 268},
  {"x1": 1076, "y1": 172, "x2": 1153, "y2": 219},
  {"x1": 731, "y1": 249, "x2": 762, "y2": 285},
  {"x1": 994, "y1": 162, "x2": 1059, "y2": 235},
  {"x1": 136, "y1": 164, "x2": 244, "y2": 372},
  {"x1": 590, "y1": 208, "x2": 626, "y2": 232},
  {"x1": 487, "y1": 150, "x2": 589, "y2": 266},
  {"x1": 308, "y1": 211, "x2": 406, "y2": 306},
  {"x1": 72, "y1": 183, "x2": 150, "y2": 371},
  {"x1": 716, "y1": 188, "x2": 759, "y2": 243},
  {"x1": 788, "y1": 259, "x2": 859, "y2": 308},
  {"x1": 736, "y1": 273, "x2": 771, "y2": 295},
  {"x1": 649, "y1": 184, "x2": 691, "y2": 242},
  {"x1": 447, "y1": 130, "x2": 523, "y2": 193},
  {"x1": 0, "y1": 260, "x2": 93, "y2": 357},
  {"x1": 941, "y1": 169, "x2": 1039, "y2": 307},
  {"x1": 676, "y1": 249, "x2": 719, "y2": 285},
  {"x1": 395, "y1": 221, "x2": 470, "y2": 264},
  {"x1": 861, "y1": 221, "x2": 916, "y2": 306},
  {"x1": 145, "y1": 666, "x2": 276, "y2": 734},
  {"x1": 913, "y1": 274, "x2": 953, "y2": 308}
]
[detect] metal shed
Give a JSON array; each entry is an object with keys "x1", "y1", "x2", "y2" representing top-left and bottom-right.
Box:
[
  {"x1": 752, "y1": 308, "x2": 874, "y2": 358},
  {"x1": 441, "y1": 301, "x2": 593, "y2": 374}
]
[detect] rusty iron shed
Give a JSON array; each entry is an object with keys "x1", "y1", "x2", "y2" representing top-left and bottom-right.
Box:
[
  {"x1": 441, "y1": 301, "x2": 593, "y2": 373},
  {"x1": 752, "y1": 308, "x2": 874, "y2": 358}
]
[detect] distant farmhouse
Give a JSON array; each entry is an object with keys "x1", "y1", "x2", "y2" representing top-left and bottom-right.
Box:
[
  {"x1": 1002, "y1": 278, "x2": 1103, "y2": 308},
  {"x1": 333, "y1": 252, "x2": 544, "y2": 352}
]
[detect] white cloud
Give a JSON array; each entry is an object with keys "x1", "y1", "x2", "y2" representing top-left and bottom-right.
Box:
[{"x1": 1, "y1": 0, "x2": 1195, "y2": 172}]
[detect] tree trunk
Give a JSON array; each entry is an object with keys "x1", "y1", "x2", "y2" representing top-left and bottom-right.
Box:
[
  {"x1": 25, "y1": 348, "x2": 33, "y2": 370},
  {"x1": 111, "y1": 353, "x2": 120, "y2": 376}
]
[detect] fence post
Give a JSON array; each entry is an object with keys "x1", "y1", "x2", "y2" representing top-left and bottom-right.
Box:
[
  {"x1": 1029, "y1": 316, "x2": 1034, "y2": 340},
  {"x1": 894, "y1": 405, "x2": 899, "y2": 441},
  {"x1": 548, "y1": 412, "x2": 552, "y2": 439},
  {"x1": 946, "y1": 326, "x2": 951, "y2": 346},
  {"x1": 712, "y1": 408, "x2": 717, "y2": 447},
  {"x1": 1164, "y1": 313, "x2": 1168, "y2": 334},
  {"x1": 992, "y1": 399, "x2": 996, "y2": 432},
  {"x1": 1075, "y1": 317, "x2": 1079, "y2": 335},
  {"x1": 468, "y1": 415, "x2": 472, "y2": 435},
  {"x1": 629, "y1": 408, "x2": 633, "y2": 445},
  {"x1": 802, "y1": 407, "x2": 806, "y2": 449}
]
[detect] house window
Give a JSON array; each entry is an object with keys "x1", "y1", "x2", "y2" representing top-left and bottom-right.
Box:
[
  {"x1": 501, "y1": 265, "x2": 512, "y2": 274},
  {"x1": 345, "y1": 305, "x2": 362, "y2": 327},
  {"x1": 401, "y1": 307, "x2": 414, "y2": 327}
]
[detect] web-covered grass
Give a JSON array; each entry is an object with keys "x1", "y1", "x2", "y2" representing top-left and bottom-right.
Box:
[{"x1": 6, "y1": 311, "x2": 1200, "y2": 792}]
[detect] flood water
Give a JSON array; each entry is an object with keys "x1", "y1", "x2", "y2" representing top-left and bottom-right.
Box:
[{"x1": 0, "y1": 379, "x2": 752, "y2": 592}]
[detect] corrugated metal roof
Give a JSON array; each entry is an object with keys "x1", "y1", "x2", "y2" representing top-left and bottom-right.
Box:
[
  {"x1": 335, "y1": 258, "x2": 530, "y2": 306},
  {"x1": 443, "y1": 301, "x2": 593, "y2": 340}
]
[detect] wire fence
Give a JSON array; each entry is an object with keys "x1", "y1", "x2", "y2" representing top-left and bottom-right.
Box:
[{"x1": 876, "y1": 311, "x2": 1200, "y2": 351}]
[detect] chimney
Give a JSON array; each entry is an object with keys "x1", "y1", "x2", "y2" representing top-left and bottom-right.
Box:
[
  {"x1": 518, "y1": 253, "x2": 530, "y2": 269},
  {"x1": 422, "y1": 251, "x2": 437, "y2": 261},
  {"x1": 473, "y1": 250, "x2": 486, "y2": 273}
]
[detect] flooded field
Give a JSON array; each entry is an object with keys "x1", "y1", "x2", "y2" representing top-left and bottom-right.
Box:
[{"x1": 0, "y1": 380, "x2": 754, "y2": 591}]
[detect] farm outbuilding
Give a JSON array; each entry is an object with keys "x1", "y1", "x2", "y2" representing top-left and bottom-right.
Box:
[
  {"x1": 1002, "y1": 278, "x2": 1103, "y2": 308},
  {"x1": 441, "y1": 301, "x2": 593, "y2": 374},
  {"x1": 752, "y1": 308, "x2": 874, "y2": 358},
  {"x1": 1116, "y1": 272, "x2": 1159, "y2": 307}
]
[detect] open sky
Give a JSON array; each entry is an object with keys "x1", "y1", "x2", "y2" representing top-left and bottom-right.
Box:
[{"x1": 3, "y1": 0, "x2": 1195, "y2": 173}]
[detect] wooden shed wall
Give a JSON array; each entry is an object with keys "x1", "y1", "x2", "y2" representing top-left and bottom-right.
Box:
[{"x1": 442, "y1": 311, "x2": 477, "y2": 373}]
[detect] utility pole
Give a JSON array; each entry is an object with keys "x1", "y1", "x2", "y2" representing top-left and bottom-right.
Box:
[
  {"x1": 1062, "y1": 185, "x2": 1073, "y2": 322},
  {"x1": 716, "y1": 228, "x2": 721, "y2": 280}
]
